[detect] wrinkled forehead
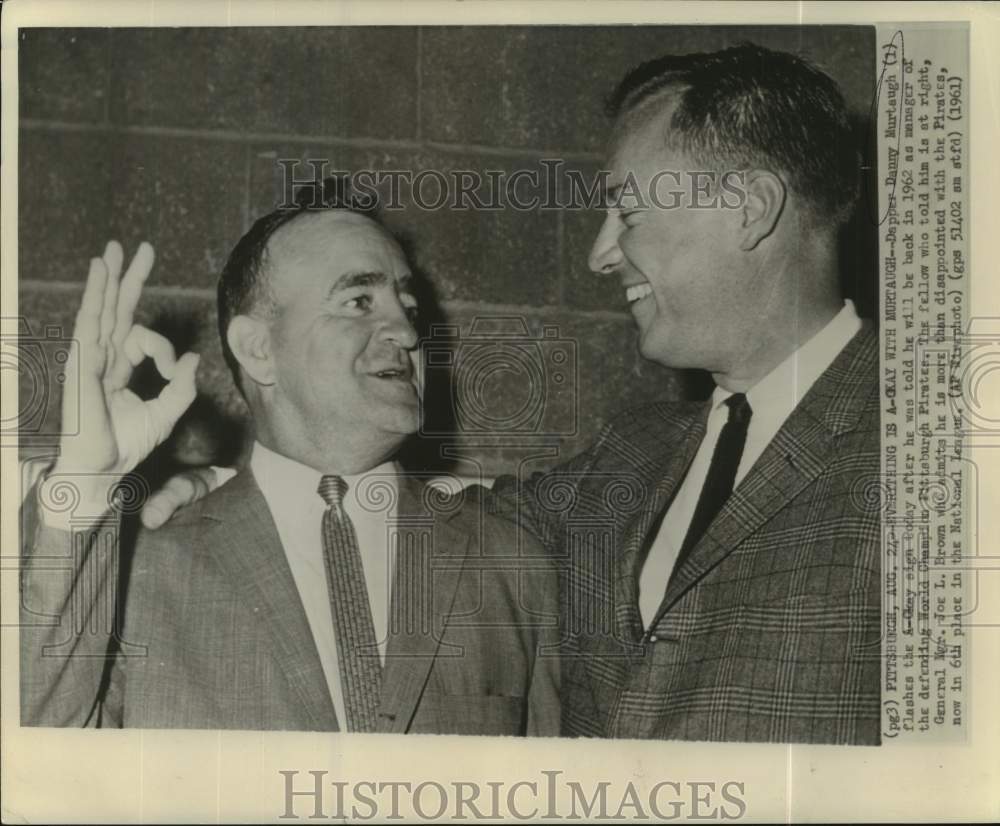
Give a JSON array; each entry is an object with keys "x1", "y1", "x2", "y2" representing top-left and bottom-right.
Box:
[{"x1": 266, "y1": 210, "x2": 409, "y2": 290}]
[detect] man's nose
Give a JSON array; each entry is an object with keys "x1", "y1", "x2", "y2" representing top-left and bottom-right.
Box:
[
  {"x1": 382, "y1": 301, "x2": 418, "y2": 349},
  {"x1": 587, "y1": 213, "x2": 624, "y2": 276}
]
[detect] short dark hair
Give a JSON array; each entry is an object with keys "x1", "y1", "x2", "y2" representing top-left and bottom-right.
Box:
[
  {"x1": 607, "y1": 42, "x2": 859, "y2": 224},
  {"x1": 217, "y1": 177, "x2": 379, "y2": 396}
]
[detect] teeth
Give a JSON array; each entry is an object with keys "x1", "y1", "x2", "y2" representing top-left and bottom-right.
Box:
[
  {"x1": 377, "y1": 369, "x2": 403, "y2": 378},
  {"x1": 625, "y1": 283, "x2": 653, "y2": 304}
]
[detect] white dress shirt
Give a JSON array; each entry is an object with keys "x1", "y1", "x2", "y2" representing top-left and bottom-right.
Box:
[
  {"x1": 637, "y1": 300, "x2": 863, "y2": 628},
  {"x1": 250, "y1": 442, "x2": 398, "y2": 728}
]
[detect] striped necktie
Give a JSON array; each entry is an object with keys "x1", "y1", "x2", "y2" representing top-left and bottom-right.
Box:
[{"x1": 317, "y1": 474, "x2": 383, "y2": 732}]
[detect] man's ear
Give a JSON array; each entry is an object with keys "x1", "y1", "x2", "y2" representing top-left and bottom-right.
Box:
[
  {"x1": 227, "y1": 315, "x2": 276, "y2": 387},
  {"x1": 739, "y1": 169, "x2": 786, "y2": 251}
]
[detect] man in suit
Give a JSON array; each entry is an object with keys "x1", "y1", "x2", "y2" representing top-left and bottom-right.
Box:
[
  {"x1": 144, "y1": 43, "x2": 881, "y2": 744},
  {"x1": 481, "y1": 43, "x2": 880, "y2": 744},
  {"x1": 19, "y1": 189, "x2": 559, "y2": 735}
]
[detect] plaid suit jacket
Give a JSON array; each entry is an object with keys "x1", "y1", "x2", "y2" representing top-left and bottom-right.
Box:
[
  {"x1": 20, "y1": 470, "x2": 560, "y2": 735},
  {"x1": 486, "y1": 324, "x2": 881, "y2": 744}
]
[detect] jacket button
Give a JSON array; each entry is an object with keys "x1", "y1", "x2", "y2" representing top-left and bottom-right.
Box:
[{"x1": 649, "y1": 634, "x2": 659, "y2": 643}]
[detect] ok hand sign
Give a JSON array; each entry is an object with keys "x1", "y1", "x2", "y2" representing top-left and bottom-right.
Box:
[{"x1": 51, "y1": 241, "x2": 200, "y2": 501}]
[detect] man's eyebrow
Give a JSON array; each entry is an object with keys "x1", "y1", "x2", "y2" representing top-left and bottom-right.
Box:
[
  {"x1": 327, "y1": 270, "x2": 415, "y2": 296},
  {"x1": 330, "y1": 271, "x2": 391, "y2": 292}
]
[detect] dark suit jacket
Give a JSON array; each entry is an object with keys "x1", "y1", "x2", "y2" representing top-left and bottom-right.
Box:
[
  {"x1": 20, "y1": 471, "x2": 560, "y2": 736},
  {"x1": 486, "y1": 324, "x2": 881, "y2": 744}
]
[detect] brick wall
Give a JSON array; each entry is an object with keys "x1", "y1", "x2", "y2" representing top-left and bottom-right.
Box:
[{"x1": 17, "y1": 25, "x2": 876, "y2": 476}]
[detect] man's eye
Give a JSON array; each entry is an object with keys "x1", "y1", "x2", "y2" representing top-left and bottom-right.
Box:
[
  {"x1": 345, "y1": 294, "x2": 372, "y2": 311},
  {"x1": 404, "y1": 304, "x2": 420, "y2": 323}
]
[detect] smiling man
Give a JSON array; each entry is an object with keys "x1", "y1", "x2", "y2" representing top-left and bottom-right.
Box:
[
  {"x1": 19, "y1": 185, "x2": 559, "y2": 735},
  {"x1": 480, "y1": 43, "x2": 881, "y2": 744}
]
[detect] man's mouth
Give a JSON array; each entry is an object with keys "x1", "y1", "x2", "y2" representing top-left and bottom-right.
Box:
[
  {"x1": 373, "y1": 368, "x2": 411, "y2": 380},
  {"x1": 625, "y1": 282, "x2": 653, "y2": 305}
]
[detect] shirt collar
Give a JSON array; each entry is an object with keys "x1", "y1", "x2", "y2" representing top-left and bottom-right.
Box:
[
  {"x1": 250, "y1": 441, "x2": 399, "y2": 517},
  {"x1": 711, "y1": 299, "x2": 863, "y2": 416}
]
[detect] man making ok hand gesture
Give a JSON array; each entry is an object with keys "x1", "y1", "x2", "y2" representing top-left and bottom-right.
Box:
[
  {"x1": 20, "y1": 196, "x2": 560, "y2": 735},
  {"x1": 45, "y1": 240, "x2": 199, "y2": 517}
]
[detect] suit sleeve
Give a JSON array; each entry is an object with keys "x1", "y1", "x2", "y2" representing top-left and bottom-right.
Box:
[{"x1": 19, "y1": 481, "x2": 125, "y2": 727}]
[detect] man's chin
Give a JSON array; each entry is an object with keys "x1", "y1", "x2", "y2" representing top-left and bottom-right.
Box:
[
  {"x1": 636, "y1": 331, "x2": 678, "y2": 368},
  {"x1": 376, "y1": 401, "x2": 420, "y2": 437},
  {"x1": 639, "y1": 346, "x2": 711, "y2": 377}
]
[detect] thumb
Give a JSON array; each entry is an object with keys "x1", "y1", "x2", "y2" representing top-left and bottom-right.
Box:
[{"x1": 140, "y1": 471, "x2": 201, "y2": 529}]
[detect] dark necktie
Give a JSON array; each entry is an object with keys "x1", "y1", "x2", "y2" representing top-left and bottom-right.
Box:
[
  {"x1": 318, "y1": 475, "x2": 383, "y2": 733},
  {"x1": 673, "y1": 392, "x2": 753, "y2": 572}
]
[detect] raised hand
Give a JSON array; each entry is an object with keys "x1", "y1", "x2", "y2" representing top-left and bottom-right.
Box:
[{"x1": 51, "y1": 241, "x2": 200, "y2": 505}]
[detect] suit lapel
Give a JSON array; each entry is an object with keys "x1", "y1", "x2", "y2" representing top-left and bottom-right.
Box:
[
  {"x1": 377, "y1": 475, "x2": 469, "y2": 733},
  {"x1": 200, "y1": 471, "x2": 338, "y2": 730},
  {"x1": 655, "y1": 324, "x2": 879, "y2": 617},
  {"x1": 604, "y1": 402, "x2": 710, "y2": 643}
]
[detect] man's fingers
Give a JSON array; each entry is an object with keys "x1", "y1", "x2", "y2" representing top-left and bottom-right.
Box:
[
  {"x1": 61, "y1": 254, "x2": 114, "y2": 474},
  {"x1": 140, "y1": 470, "x2": 208, "y2": 530},
  {"x1": 74, "y1": 257, "x2": 109, "y2": 352},
  {"x1": 103, "y1": 240, "x2": 125, "y2": 278},
  {"x1": 152, "y1": 351, "x2": 200, "y2": 430},
  {"x1": 112, "y1": 242, "x2": 155, "y2": 347},
  {"x1": 122, "y1": 324, "x2": 178, "y2": 376},
  {"x1": 97, "y1": 241, "x2": 124, "y2": 348}
]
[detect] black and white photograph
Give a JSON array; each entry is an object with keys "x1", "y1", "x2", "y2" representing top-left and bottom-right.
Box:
[{"x1": 2, "y1": 1, "x2": 997, "y2": 822}]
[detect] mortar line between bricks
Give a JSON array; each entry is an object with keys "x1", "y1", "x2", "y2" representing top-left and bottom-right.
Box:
[
  {"x1": 102, "y1": 30, "x2": 113, "y2": 126},
  {"x1": 241, "y1": 143, "x2": 252, "y2": 232},
  {"x1": 18, "y1": 120, "x2": 605, "y2": 163},
  {"x1": 555, "y1": 208, "x2": 566, "y2": 307},
  {"x1": 19, "y1": 281, "x2": 633, "y2": 322},
  {"x1": 415, "y1": 27, "x2": 423, "y2": 142},
  {"x1": 20, "y1": 280, "x2": 217, "y2": 300},
  {"x1": 431, "y1": 300, "x2": 630, "y2": 322}
]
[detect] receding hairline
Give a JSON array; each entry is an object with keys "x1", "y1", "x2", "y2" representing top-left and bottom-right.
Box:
[
  {"x1": 608, "y1": 84, "x2": 691, "y2": 163},
  {"x1": 261, "y1": 208, "x2": 401, "y2": 286},
  {"x1": 615, "y1": 81, "x2": 687, "y2": 133},
  {"x1": 268, "y1": 207, "x2": 390, "y2": 253},
  {"x1": 606, "y1": 86, "x2": 702, "y2": 186}
]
